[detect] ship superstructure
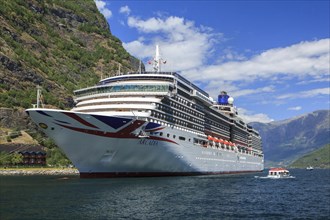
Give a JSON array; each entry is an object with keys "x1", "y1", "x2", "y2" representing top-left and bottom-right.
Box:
[{"x1": 26, "y1": 46, "x2": 263, "y2": 177}]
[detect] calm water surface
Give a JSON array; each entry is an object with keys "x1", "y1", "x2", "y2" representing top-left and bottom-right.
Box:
[{"x1": 1, "y1": 169, "x2": 329, "y2": 219}]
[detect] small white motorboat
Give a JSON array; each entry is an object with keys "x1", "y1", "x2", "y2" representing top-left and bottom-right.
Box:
[
  {"x1": 255, "y1": 168, "x2": 295, "y2": 179},
  {"x1": 306, "y1": 166, "x2": 314, "y2": 171}
]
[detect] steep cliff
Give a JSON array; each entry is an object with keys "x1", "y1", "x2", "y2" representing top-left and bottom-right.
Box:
[{"x1": 0, "y1": 0, "x2": 142, "y2": 110}]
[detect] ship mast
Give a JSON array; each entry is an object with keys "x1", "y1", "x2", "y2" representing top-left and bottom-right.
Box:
[
  {"x1": 33, "y1": 85, "x2": 44, "y2": 108},
  {"x1": 154, "y1": 45, "x2": 160, "y2": 72},
  {"x1": 117, "y1": 63, "x2": 121, "y2": 75},
  {"x1": 152, "y1": 45, "x2": 166, "y2": 73},
  {"x1": 138, "y1": 59, "x2": 142, "y2": 74}
]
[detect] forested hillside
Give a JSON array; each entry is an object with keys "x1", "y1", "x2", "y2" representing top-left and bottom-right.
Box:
[
  {"x1": 289, "y1": 144, "x2": 330, "y2": 168},
  {"x1": 0, "y1": 0, "x2": 141, "y2": 109},
  {"x1": 0, "y1": 0, "x2": 143, "y2": 166}
]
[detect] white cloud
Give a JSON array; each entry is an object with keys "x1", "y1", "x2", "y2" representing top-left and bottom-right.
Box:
[
  {"x1": 183, "y1": 39, "x2": 329, "y2": 101},
  {"x1": 119, "y1": 5, "x2": 131, "y2": 15},
  {"x1": 230, "y1": 86, "x2": 275, "y2": 98},
  {"x1": 95, "y1": 0, "x2": 105, "y2": 9},
  {"x1": 202, "y1": 80, "x2": 275, "y2": 102},
  {"x1": 120, "y1": 11, "x2": 329, "y2": 120},
  {"x1": 187, "y1": 39, "x2": 330, "y2": 82},
  {"x1": 288, "y1": 106, "x2": 302, "y2": 111},
  {"x1": 296, "y1": 77, "x2": 330, "y2": 85},
  {"x1": 123, "y1": 14, "x2": 329, "y2": 85},
  {"x1": 218, "y1": 48, "x2": 247, "y2": 62},
  {"x1": 277, "y1": 87, "x2": 330, "y2": 99},
  {"x1": 237, "y1": 108, "x2": 274, "y2": 123},
  {"x1": 124, "y1": 15, "x2": 223, "y2": 72},
  {"x1": 95, "y1": 0, "x2": 112, "y2": 19}
]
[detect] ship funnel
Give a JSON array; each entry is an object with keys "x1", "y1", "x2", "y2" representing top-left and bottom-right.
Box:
[{"x1": 218, "y1": 91, "x2": 229, "y2": 105}]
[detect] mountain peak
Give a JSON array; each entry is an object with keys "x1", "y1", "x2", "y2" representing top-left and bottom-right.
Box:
[{"x1": 270, "y1": 109, "x2": 329, "y2": 126}]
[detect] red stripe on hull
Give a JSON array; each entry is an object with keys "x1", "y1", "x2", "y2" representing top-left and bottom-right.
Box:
[
  {"x1": 80, "y1": 170, "x2": 263, "y2": 178},
  {"x1": 117, "y1": 120, "x2": 144, "y2": 134},
  {"x1": 55, "y1": 123, "x2": 178, "y2": 144},
  {"x1": 63, "y1": 112, "x2": 99, "y2": 129},
  {"x1": 145, "y1": 126, "x2": 165, "y2": 132}
]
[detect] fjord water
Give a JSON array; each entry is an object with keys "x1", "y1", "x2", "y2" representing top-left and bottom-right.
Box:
[{"x1": 1, "y1": 169, "x2": 329, "y2": 219}]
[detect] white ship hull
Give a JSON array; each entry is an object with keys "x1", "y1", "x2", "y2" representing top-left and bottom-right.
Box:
[{"x1": 26, "y1": 109, "x2": 263, "y2": 178}]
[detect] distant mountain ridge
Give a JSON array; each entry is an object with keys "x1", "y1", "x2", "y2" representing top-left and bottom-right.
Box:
[{"x1": 250, "y1": 110, "x2": 330, "y2": 166}]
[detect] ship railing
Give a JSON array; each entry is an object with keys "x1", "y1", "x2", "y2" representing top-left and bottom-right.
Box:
[{"x1": 127, "y1": 71, "x2": 176, "y2": 75}]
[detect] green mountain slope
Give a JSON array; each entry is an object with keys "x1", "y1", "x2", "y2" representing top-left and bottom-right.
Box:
[
  {"x1": 289, "y1": 144, "x2": 330, "y2": 168},
  {"x1": 0, "y1": 0, "x2": 142, "y2": 109}
]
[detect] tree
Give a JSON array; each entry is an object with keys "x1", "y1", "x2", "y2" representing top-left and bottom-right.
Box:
[
  {"x1": 0, "y1": 151, "x2": 12, "y2": 166},
  {"x1": 46, "y1": 148, "x2": 71, "y2": 167},
  {"x1": 11, "y1": 152, "x2": 23, "y2": 166},
  {"x1": 43, "y1": 138, "x2": 57, "y2": 149}
]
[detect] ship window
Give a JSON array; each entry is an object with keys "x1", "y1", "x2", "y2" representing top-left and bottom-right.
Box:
[
  {"x1": 160, "y1": 132, "x2": 163, "y2": 136},
  {"x1": 179, "y1": 136, "x2": 185, "y2": 141},
  {"x1": 173, "y1": 135, "x2": 176, "y2": 139},
  {"x1": 167, "y1": 133, "x2": 170, "y2": 137}
]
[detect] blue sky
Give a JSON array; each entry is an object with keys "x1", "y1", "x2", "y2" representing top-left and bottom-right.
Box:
[{"x1": 95, "y1": 0, "x2": 329, "y2": 123}]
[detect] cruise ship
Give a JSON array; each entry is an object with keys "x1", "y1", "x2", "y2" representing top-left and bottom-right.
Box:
[{"x1": 26, "y1": 46, "x2": 263, "y2": 178}]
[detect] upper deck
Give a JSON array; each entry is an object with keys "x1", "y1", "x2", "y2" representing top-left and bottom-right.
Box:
[{"x1": 74, "y1": 72, "x2": 209, "y2": 97}]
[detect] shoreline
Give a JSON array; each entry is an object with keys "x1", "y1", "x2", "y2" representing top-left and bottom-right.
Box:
[{"x1": 0, "y1": 168, "x2": 79, "y2": 176}]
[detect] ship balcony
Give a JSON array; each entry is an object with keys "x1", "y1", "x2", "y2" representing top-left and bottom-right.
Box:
[{"x1": 75, "y1": 97, "x2": 162, "y2": 107}]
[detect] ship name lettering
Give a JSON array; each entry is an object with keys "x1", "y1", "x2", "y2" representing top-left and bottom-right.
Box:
[
  {"x1": 202, "y1": 151, "x2": 212, "y2": 155},
  {"x1": 139, "y1": 139, "x2": 158, "y2": 146}
]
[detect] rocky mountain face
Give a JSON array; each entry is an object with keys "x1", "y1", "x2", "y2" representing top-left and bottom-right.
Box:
[
  {"x1": 250, "y1": 110, "x2": 330, "y2": 166},
  {"x1": 0, "y1": 0, "x2": 142, "y2": 110}
]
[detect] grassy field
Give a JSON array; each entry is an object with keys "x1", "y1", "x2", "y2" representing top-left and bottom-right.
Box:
[{"x1": 0, "y1": 128, "x2": 38, "y2": 145}]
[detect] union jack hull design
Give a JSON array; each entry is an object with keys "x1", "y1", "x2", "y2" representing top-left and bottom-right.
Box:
[{"x1": 26, "y1": 109, "x2": 263, "y2": 178}]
